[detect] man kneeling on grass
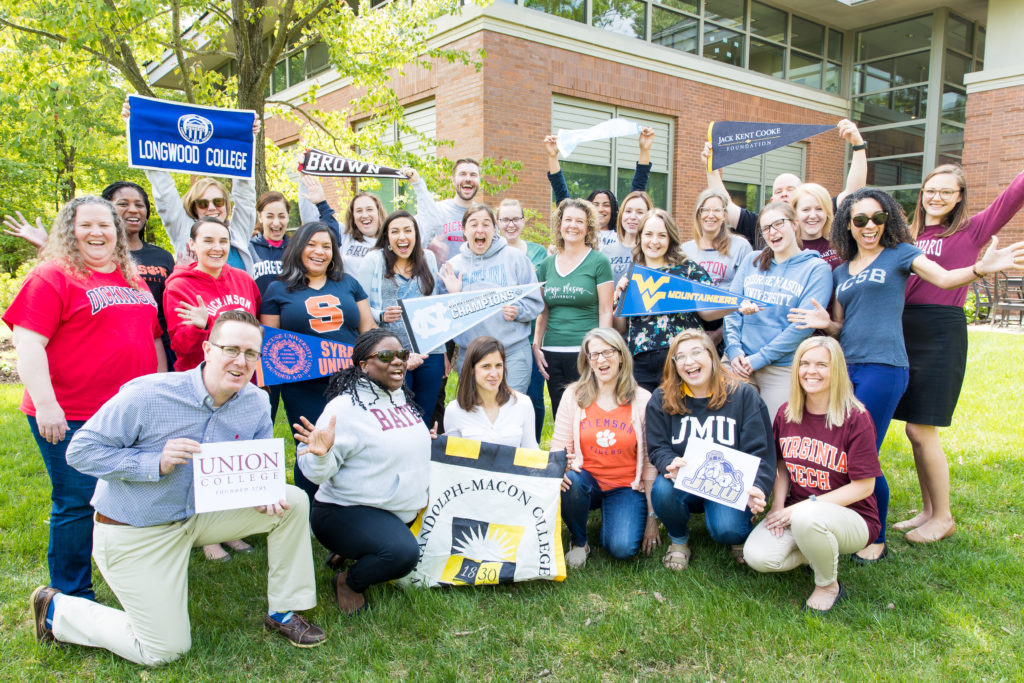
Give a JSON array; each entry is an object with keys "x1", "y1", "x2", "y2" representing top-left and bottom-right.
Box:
[{"x1": 29, "y1": 310, "x2": 325, "y2": 664}]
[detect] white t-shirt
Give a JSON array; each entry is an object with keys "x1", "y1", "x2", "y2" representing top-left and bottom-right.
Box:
[{"x1": 443, "y1": 391, "x2": 538, "y2": 449}]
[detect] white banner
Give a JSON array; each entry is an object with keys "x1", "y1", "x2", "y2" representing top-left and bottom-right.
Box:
[
  {"x1": 674, "y1": 437, "x2": 761, "y2": 511},
  {"x1": 556, "y1": 117, "x2": 642, "y2": 158},
  {"x1": 193, "y1": 438, "x2": 287, "y2": 513}
]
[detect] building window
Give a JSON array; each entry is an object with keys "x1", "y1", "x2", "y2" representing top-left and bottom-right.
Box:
[
  {"x1": 268, "y1": 40, "x2": 332, "y2": 95},
  {"x1": 551, "y1": 97, "x2": 673, "y2": 211},
  {"x1": 353, "y1": 100, "x2": 436, "y2": 213}
]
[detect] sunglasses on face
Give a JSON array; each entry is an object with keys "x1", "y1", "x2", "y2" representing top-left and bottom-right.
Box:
[
  {"x1": 194, "y1": 197, "x2": 226, "y2": 210},
  {"x1": 851, "y1": 211, "x2": 888, "y2": 228},
  {"x1": 369, "y1": 349, "x2": 410, "y2": 363}
]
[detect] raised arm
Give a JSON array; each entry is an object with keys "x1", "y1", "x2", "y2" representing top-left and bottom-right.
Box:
[
  {"x1": 544, "y1": 136, "x2": 570, "y2": 205},
  {"x1": 837, "y1": 119, "x2": 867, "y2": 205},
  {"x1": 911, "y1": 237, "x2": 1024, "y2": 289},
  {"x1": 631, "y1": 127, "x2": 655, "y2": 193},
  {"x1": 702, "y1": 142, "x2": 742, "y2": 228}
]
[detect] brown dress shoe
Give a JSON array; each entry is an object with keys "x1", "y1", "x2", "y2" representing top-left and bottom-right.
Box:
[
  {"x1": 263, "y1": 613, "x2": 326, "y2": 648},
  {"x1": 334, "y1": 571, "x2": 367, "y2": 615},
  {"x1": 30, "y1": 585, "x2": 60, "y2": 644}
]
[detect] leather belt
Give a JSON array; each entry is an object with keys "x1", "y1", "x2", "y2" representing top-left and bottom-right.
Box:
[{"x1": 94, "y1": 511, "x2": 129, "y2": 526}]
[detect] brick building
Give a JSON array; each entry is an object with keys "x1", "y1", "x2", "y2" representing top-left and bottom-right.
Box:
[{"x1": 263, "y1": 0, "x2": 1024, "y2": 244}]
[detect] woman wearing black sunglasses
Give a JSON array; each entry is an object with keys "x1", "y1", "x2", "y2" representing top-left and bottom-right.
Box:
[
  {"x1": 788, "y1": 187, "x2": 1024, "y2": 562},
  {"x1": 292, "y1": 328, "x2": 429, "y2": 615}
]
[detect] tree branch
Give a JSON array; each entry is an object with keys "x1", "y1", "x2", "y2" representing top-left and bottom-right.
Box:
[
  {"x1": 267, "y1": 99, "x2": 340, "y2": 142},
  {"x1": 171, "y1": 0, "x2": 195, "y2": 102}
]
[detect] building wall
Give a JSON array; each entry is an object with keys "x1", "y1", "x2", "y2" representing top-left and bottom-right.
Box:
[{"x1": 268, "y1": 28, "x2": 851, "y2": 244}]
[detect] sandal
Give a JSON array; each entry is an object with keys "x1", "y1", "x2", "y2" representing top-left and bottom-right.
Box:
[
  {"x1": 202, "y1": 543, "x2": 231, "y2": 562},
  {"x1": 662, "y1": 543, "x2": 690, "y2": 571},
  {"x1": 730, "y1": 544, "x2": 746, "y2": 565},
  {"x1": 224, "y1": 539, "x2": 254, "y2": 554},
  {"x1": 565, "y1": 544, "x2": 590, "y2": 569}
]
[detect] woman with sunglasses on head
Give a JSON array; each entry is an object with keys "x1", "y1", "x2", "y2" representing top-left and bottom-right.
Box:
[
  {"x1": 298, "y1": 175, "x2": 382, "y2": 273},
  {"x1": 293, "y1": 328, "x2": 429, "y2": 615},
  {"x1": 121, "y1": 100, "x2": 259, "y2": 275},
  {"x1": 613, "y1": 209, "x2": 724, "y2": 393},
  {"x1": 356, "y1": 211, "x2": 445, "y2": 418},
  {"x1": 891, "y1": 166, "x2": 1024, "y2": 544},
  {"x1": 551, "y1": 328, "x2": 657, "y2": 568},
  {"x1": 789, "y1": 187, "x2": 1024, "y2": 561},
  {"x1": 646, "y1": 329, "x2": 775, "y2": 570},
  {"x1": 724, "y1": 202, "x2": 832, "y2": 421},
  {"x1": 534, "y1": 199, "x2": 615, "y2": 416},
  {"x1": 543, "y1": 128, "x2": 656, "y2": 253},
  {"x1": 163, "y1": 216, "x2": 261, "y2": 561},
  {"x1": 444, "y1": 336, "x2": 537, "y2": 449},
  {"x1": 261, "y1": 221, "x2": 375, "y2": 502},
  {"x1": 744, "y1": 337, "x2": 881, "y2": 612}
]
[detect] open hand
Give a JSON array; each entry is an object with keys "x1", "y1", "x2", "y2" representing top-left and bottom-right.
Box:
[{"x1": 293, "y1": 415, "x2": 336, "y2": 457}]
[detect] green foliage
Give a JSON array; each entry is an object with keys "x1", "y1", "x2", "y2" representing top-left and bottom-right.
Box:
[{"x1": 0, "y1": 260, "x2": 34, "y2": 313}]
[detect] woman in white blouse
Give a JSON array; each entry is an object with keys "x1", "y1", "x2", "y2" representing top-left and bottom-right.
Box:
[{"x1": 444, "y1": 336, "x2": 538, "y2": 448}]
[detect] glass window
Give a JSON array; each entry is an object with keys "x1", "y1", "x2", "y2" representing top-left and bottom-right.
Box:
[
  {"x1": 854, "y1": 86, "x2": 928, "y2": 126},
  {"x1": 271, "y1": 60, "x2": 287, "y2": 94},
  {"x1": 617, "y1": 169, "x2": 669, "y2": 210},
  {"x1": 977, "y1": 26, "x2": 985, "y2": 61},
  {"x1": 867, "y1": 157, "x2": 923, "y2": 186},
  {"x1": 857, "y1": 15, "x2": 931, "y2": 61},
  {"x1": 306, "y1": 42, "x2": 330, "y2": 76},
  {"x1": 288, "y1": 51, "x2": 305, "y2": 88},
  {"x1": 657, "y1": 0, "x2": 698, "y2": 13},
  {"x1": 855, "y1": 52, "x2": 929, "y2": 94},
  {"x1": 863, "y1": 124, "x2": 926, "y2": 156},
  {"x1": 705, "y1": 0, "x2": 745, "y2": 30},
  {"x1": 562, "y1": 161, "x2": 614, "y2": 199},
  {"x1": 750, "y1": 1, "x2": 786, "y2": 43},
  {"x1": 593, "y1": 0, "x2": 646, "y2": 38},
  {"x1": 523, "y1": 0, "x2": 584, "y2": 23},
  {"x1": 890, "y1": 189, "x2": 920, "y2": 219},
  {"x1": 790, "y1": 16, "x2": 823, "y2": 55},
  {"x1": 825, "y1": 61, "x2": 841, "y2": 94},
  {"x1": 941, "y1": 87, "x2": 967, "y2": 123},
  {"x1": 704, "y1": 24, "x2": 744, "y2": 67},
  {"x1": 749, "y1": 38, "x2": 785, "y2": 79},
  {"x1": 944, "y1": 51, "x2": 972, "y2": 86},
  {"x1": 827, "y1": 28, "x2": 843, "y2": 62},
  {"x1": 946, "y1": 14, "x2": 973, "y2": 54},
  {"x1": 789, "y1": 52, "x2": 822, "y2": 89},
  {"x1": 652, "y1": 7, "x2": 699, "y2": 53}
]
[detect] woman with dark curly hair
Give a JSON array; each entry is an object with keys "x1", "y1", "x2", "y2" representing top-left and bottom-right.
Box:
[
  {"x1": 293, "y1": 328, "x2": 429, "y2": 615},
  {"x1": 4, "y1": 196, "x2": 163, "y2": 599},
  {"x1": 789, "y1": 187, "x2": 1024, "y2": 562}
]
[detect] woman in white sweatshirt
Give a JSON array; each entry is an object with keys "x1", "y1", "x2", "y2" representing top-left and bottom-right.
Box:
[{"x1": 294, "y1": 328, "x2": 430, "y2": 615}]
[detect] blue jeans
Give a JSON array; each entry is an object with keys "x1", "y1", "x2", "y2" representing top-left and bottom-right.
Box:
[
  {"x1": 848, "y1": 362, "x2": 909, "y2": 545},
  {"x1": 406, "y1": 353, "x2": 446, "y2": 421},
  {"x1": 28, "y1": 416, "x2": 96, "y2": 599},
  {"x1": 526, "y1": 358, "x2": 546, "y2": 442},
  {"x1": 560, "y1": 469, "x2": 645, "y2": 560},
  {"x1": 650, "y1": 475, "x2": 753, "y2": 546}
]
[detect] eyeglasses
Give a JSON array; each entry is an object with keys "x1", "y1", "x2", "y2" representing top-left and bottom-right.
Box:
[
  {"x1": 194, "y1": 197, "x2": 226, "y2": 210},
  {"x1": 586, "y1": 348, "x2": 619, "y2": 361},
  {"x1": 369, "y1": 349, "x2": 410, "y2": 363},
  {"x1": 922, "y1": 188, "x2": 960, "y2": 200},
  {"x1": 210, "y1": 342, "x2": 261, "y2": 363},
  {"x1": 851, "y1": 211, "x2": 888, "y2": 228},
  {"x1": 498, "y1": 217, "x2": 524, "y2": 225},
  {"x1": 673, "y1": 348, "x2": 709, "y2": 363},
  {"x1": 760, "y1": 218, "x2": 791, "y2": 235},
  {"x1": 699, "y1": 207, "x2": 725, "y2": 216}
]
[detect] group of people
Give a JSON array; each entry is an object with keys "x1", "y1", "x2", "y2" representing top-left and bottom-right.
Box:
[{"x1": 6, "y1": 107, "x2": 1024, "y2": 665}]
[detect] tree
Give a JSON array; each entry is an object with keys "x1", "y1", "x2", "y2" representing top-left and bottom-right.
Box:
[{"x1": 0, "y1": 0, "x2": 516, "y2": 200}]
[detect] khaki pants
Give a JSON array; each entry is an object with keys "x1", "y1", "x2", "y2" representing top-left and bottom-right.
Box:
[
  {"x1": 743, "y1": 500, "x2": 868, "y2": 586},
  {"x1": 750, "y1": 364, "x2": 793, "y2": 423},
  {"x1": 52, "y1": 485, "x2": 315, "y2": 666}
]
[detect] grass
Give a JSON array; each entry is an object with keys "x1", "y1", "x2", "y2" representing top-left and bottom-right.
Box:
[{"x1": 2, "y1": 329, "x2": 1023, "y2": 680}]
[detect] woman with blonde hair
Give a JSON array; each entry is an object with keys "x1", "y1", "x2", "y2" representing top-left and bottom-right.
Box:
[
  {"x1": 646, "y1": 329, "x2": 774, "y2": 570},
  {"x1": 534, "y1": 199, "x2": 614, "y2": 414},
  {"x1": 552, "y1": 328, "x2": 657, "y2": 568},
  {"x1": 790, "y1": 183, "x2": 841, "y2": 269},
  {"x1": 603, "y1": 190, "x2": 653, "y2": 284},
  {"x1": 744, "y1": 336, "x2": 881, "y2": 612}
]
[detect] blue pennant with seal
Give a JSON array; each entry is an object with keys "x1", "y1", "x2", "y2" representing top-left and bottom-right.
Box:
[{"x1": 255, "y1": 326, "x2": 353, "y2": 387}]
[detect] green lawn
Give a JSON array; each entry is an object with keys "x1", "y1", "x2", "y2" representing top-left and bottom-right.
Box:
[{"x1": 2, "y1": 330, "x2": 1023, "y2": 679}]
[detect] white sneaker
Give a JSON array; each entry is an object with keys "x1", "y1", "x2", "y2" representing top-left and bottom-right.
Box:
[{"x1": 566, "y1": 543, "x2": 590, "y2": 569}]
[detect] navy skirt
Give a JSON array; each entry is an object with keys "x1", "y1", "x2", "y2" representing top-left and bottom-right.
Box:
[{"x1": 893, "y1": 305, "x2": 968, "y2": 427}]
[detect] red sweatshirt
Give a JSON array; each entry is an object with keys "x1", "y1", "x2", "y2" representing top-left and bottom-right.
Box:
[{"x1": 162, "y1": 263, "x2": 260, "y2": 371}]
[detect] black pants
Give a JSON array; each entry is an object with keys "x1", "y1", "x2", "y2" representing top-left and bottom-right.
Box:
[
  {"x1": 633, "y1": 348, "x2": 668, "y2": 394},
  {"x1": 310, "y1": 501, "x2": 419, "y2": 593},
  {"x1": 544, "y1": 350, "x2": 580, "y2": 417},
  {"x1": 280, "y1": 377, "x2": 330, "y2": 503}
]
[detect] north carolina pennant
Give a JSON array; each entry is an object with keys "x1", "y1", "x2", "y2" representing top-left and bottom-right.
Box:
[
  {"x1": 298, "y1": 148, "x2": 406, "y2": 179},
  {"x1": 615, "y1": 263, "x2": 771, "y2": 317}
]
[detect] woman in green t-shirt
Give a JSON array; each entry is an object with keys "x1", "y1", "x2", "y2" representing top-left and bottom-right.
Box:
[{"x1": 533, "y1": 198, "x2": 614, "y2": 415}]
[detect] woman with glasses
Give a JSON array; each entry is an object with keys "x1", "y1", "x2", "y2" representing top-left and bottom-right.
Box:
[
  {"x1": 724, "y1": 202, "x2": 832, "y2": 421},
  {"x1": 293, "y1": 328, "x2": 429, "y2": 614},
  {"x1": 121, "y1": 100, "x2": 259, "y2": 275},
  {"x1": 163, "y1": 216, "x2": 261, "y2": 561},
  {"x1": 646, "y1": 329, "x2": 775, "y2": 570},
  {"x1": 551, "y1": 328, "x2": 657, "y2": 568},
  {"x1": 261, "y1": 221, "x2": 375, "y2": 502},
  {"x1": 891, "y1": 166, "x2": 1024, "y2": 544},
  {"x1": 789, "y1": 187, "x2": 1024, "y2": 561}
]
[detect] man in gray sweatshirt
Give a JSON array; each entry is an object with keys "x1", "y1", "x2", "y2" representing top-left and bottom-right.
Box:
[
  {"x1": 401, "y1": 159, "x2": 481, "y2": 264},
  {"x1": 438, "y1": 204, "x2": 544, "y2": 392}
]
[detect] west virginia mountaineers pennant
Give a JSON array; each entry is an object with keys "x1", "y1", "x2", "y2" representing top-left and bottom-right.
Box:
[
  {"x1": 615, "y1": 263, "x2": 769, "y2": 318},
  {"x1": 126, "y1": 95, "x2": 256, "y2": 180},
  {"x1": 254, "y1": 326, "x2": 353, "y2": 387},
  {"x1": 401, "y1": 436, "x2": 568, "y2": 588}
]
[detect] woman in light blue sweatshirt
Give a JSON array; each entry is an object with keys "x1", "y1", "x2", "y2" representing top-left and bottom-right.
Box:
[{"x1": 724, "y1": 202, "x2": 832, "y2": 421}]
